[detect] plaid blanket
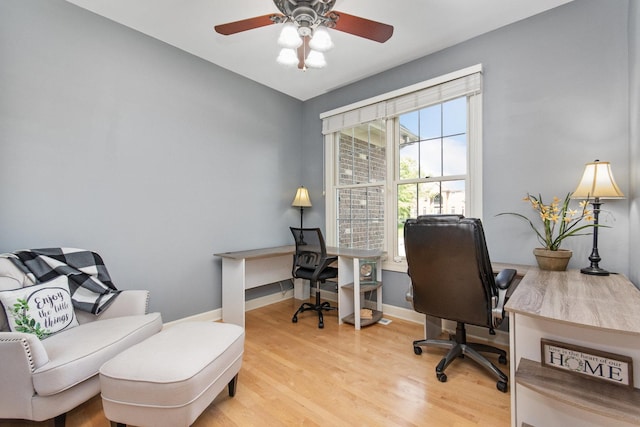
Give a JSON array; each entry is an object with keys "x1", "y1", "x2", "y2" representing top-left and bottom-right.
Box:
[{"x1": 5, "y1": 248, "x2": 120, "y2": 314}]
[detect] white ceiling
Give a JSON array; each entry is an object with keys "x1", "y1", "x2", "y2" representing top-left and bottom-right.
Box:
[{"x1": 64, "y1": 0, "x2": 573, "y2": 101}]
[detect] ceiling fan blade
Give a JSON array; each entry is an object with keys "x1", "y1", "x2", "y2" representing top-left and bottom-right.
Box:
[
  {"x1": 330, "y1": 11, "x2": 393, "y2": 43},
  {"x1": 214, "y1": 14, "x2": 282, "y2": 35}
]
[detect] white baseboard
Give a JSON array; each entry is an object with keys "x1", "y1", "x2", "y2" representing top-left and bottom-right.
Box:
[
  {"x1": 246, "y1": 289, "x2": 295, "y2": 311},
  {"x1": 163, "y1": 290, "x2": 295, "y2": 328},
  {"x1": 163, "y1": 309, "x2": 220, "y2": 329},
  {"x1": 165, "y1": 292, "x2": 509, "y2": 347}
]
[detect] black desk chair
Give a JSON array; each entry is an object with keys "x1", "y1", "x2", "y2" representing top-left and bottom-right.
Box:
[
  {"x1": 290, "y1": 227, "x2": 338, "y2": 329},
  {"x1": 404, "y1": 215, "x2": 517, "y2": 392}
]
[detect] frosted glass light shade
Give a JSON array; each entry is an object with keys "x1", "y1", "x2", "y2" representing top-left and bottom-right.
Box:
[
  {"x1": 276, "y1": 48, "x2": 299, "y2": 66},
  {"x1": 309, "y1": 26, "x2": 333, "y2": 52},
  {"x1": 572, "y1": 160, "x2": 624, "y2": 199},
  {"x1": 305, "y1": 50, "x2": 326, "y2": 68},
  {"x1": 278, "y1": 22, "x2": 302, "y2": 48}
]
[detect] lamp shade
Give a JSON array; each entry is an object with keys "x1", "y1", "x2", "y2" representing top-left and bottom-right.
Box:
[
  {"x1": 305, "y1": 50, "x2": 326, "y2": 68},
  {"x1": 278, "y1": 22, "x2": 302, "y2": 48},
  {"x1": 572, "y1": 160, "x2": 624, "y2": 199},
  {"x1": 309, "y1": 26, "x2": 333, "y2": 52},
  {"x1": 292, "y1": 186, "x2": 312, "y2": 207},
  {"x1": 276, "y1": 48, "x2": 299, "y2": 66}
]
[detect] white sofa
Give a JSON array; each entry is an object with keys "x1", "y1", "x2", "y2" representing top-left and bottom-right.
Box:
[{"x1": 0, "y1": 257, "x2": 163, "y2": 426}]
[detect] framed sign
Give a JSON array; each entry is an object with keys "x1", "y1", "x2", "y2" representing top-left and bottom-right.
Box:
[{"x1": 541, "y1": 339, "x2": 633, "y2": 388}]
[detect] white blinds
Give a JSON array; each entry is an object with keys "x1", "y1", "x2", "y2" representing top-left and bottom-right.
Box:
[{"x1": 321, "y1": 66, "x2": 482, "y2": 135}]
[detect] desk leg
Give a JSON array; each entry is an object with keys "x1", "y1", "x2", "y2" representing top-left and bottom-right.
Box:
[
  {"x1": 293, "y1": 277, "x2": 308, "y2": 300},
  {"x1": 425, "y1": 315, "x2": 443, "y2": 339},
  {"x1": 221, "y1": 258, "x2": 246, "y2": 327}
]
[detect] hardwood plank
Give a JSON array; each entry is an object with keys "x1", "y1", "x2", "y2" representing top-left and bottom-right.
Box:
[{"x1": 0, "y1": 299, "x2": 510, "y2": 426}]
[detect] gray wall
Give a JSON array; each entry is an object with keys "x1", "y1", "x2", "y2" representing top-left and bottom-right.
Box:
[
  {"x1": 1, "y1": 0, "x2": 637, "y2": 321},
  {"x1": 0, "y1": 0, "x2": 303, "y2": 321},
  {"x1": 629, "y1": 0, "x2": 640, "y2": 286},
  {"x1": 302, "y1": 0, "x2": 636, "y2": 308}
]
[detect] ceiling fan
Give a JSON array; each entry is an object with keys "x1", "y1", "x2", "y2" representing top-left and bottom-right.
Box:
[{"x1": 214, "y1": 0, "x2": 394, "y2": 69}]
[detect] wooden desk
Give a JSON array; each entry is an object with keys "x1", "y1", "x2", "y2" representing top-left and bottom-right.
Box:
[
  {"x1": 215, "y1": 246, "x2": 383, "y2": 329},
  {"x1": 505, "y1": 269, "x2": 640, "y2": 427}
]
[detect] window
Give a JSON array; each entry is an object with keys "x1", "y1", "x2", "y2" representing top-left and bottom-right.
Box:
[
  {"x1": 322, "y1": 66, "x2": 483, "y2": 272},
  {"x1": 396, "y1": 96, "x2": 468, "y2": 257},
  {"x1": 336, "y1": 121, "x2": 386, "y2": 249}
]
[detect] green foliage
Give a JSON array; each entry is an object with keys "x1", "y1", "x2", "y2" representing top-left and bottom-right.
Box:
[
  {"x1": 497, "y1": 193, "x2": 601, "y2": 251},
  {"x1": 9, "y1": 298, "x2": 50, "y2": 339}
]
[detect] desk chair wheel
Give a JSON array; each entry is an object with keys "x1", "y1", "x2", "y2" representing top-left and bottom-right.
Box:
[
  {"x1": 436, "y1": 372, "x2": 447, "y2": 383},
  {"x1": 498, "y1": 354, "x2": 507, "y2": 365},
  {"x1": 292, "y1": 315, "x2": 298, "y2": 323},
  {"x1": 413, "y1": 346, "x2": 423, "y2": 355},
  {"x1": 497, "y1": 380, "x2": 508, "y2": 393}
]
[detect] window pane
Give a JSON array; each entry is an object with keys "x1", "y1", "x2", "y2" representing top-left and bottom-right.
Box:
[
  {"x1": 399, "y1": 111, "x2": 419, "y2": 143},
  {"x1": 442, "y1": 135, "x2": 467, "y2": 176},
  {"x1": 419, "y1": 104, "x2": 441, "y2": 140},
  {"x1": 418, "y1": 182, "x2": 442, "y2": 215},
  {"x1": 338, "y1": 130, "x2": 355, "y2": 185},
  {"x1": 337, "y1": 186, "x2": 384, "y2": 250},
  {"x1": 338, "y1": 122, "x2": 386, "y2": 185},
  {"x1": 443, "y1": 97, "x2": 467, "y2": 136},
  {"x1": 399, "y1": 142, "x2": 418, "y2": 180},
  {"x1": 441, "y1": 180, "x2": 466, "y2": 215},
  {"x1": 419, "y1": 139, "x2": 442, "y2": 178}
]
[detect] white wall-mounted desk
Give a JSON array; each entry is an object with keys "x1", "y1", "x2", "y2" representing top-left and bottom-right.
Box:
[
  {"x1": 214, "y1": 246, "x2": 383, "y2": 329},
  {"x1": 505, "y1": 268, "x2": 640, "y2": 427}
]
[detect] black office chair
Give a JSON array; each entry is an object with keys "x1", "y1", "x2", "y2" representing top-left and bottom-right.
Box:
[
  {"x1": 404, "y1": 215, "x2": 516, "y2": 392},
  {"x1": 290, "y1": 227, "x2": 338, "y2": 329}
]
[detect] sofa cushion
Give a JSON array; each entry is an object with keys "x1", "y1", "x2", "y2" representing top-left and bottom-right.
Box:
[
  {"x1": 0, "y1": 276, "x2": 79, "y2": 337},
  {"x1": 33, "y1": 312, "x2": 162, "y2": 396}
]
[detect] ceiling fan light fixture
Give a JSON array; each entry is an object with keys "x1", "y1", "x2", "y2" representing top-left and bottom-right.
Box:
[
  {"x1": 277, "y1": 22, "x2": 302, "y2": 48},
  {"x1": 309, "y1": 26, "x2": 333, "y2": 52},
  {"x1": 276, "y1": 48, "x2": 299, "y2": 66},
  {"x1": 305, "y1": 49, "x2": 326, "y2": 69}
]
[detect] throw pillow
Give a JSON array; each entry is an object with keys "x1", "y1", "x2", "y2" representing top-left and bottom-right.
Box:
[{"x1": 0, "y1": 276, "x2": 79, "y2": 338}]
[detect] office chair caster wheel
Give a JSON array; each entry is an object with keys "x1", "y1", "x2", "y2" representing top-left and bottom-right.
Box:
[
  {"x1": 318, "y1": 321, "x2": 324, "y2": 328},
  {"x1": 436, "y1": 372, "x2": 447, "y2": 383},
  {"x1": 413, "y1": 346, "x2": 422, "y2": 355},
  {"x1": 497, "y1": 381, "x2": 508, "y2": 393},
  {"x1": 292, "y1": 315, "x2": 298, "y2": 323},
  {"x1": 498, "y1": 354, "x2": 507, "y2": 365}
]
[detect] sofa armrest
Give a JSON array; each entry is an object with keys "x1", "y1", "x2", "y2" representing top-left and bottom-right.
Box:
[
  {"x1": 0, "y1": 332, "x2": 50, "y2": 418},
  {"x1": 98, "y1": 290, "x2": 150, "y2": 319},
  {"x1": 75, "y1": 290, "x2": 150, "y2": 324}
]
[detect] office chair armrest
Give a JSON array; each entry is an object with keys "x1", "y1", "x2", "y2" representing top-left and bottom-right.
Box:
[
  {"x1": 405, "y1": 286, "x2": 414, "y2": 308},
  {"x1": 311, "y1": 256, "x2": 338, "y2": 282},
  {"x1": 491, "y1": 268, "x2": 517, "y2": 328},
  {"x1": 495, "y1": 269, "x2": 517, "y2": 290}
]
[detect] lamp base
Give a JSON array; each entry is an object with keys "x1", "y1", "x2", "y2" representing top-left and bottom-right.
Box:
[{"x1": 580, "y1": 266, "x2": 610, "y2": 276}]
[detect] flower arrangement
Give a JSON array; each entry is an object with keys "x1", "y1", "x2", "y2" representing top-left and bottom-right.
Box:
[{"x1": 498, "y1": 192, "x2": 596, "y2": 251}]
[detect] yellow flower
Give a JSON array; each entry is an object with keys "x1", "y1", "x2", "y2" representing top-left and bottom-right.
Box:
[{"x1": 498, "y1": 192, "x2": 599, "y2": 251}]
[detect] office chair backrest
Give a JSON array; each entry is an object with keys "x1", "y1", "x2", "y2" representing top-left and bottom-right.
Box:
[
  {"x1": 404, "y1": 215, "x2": 496, "y2": 328},
  {"x1": 290, "y1": 227, "x2": 327, "y2": 270}
]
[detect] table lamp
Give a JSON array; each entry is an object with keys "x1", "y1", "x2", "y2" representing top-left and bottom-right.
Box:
[
  {"x1": 571, "y1": 160, "x2": 624, "y2": 275},
  {"x1": 292, "y1": 186, "x2": 312, "y2": 229}
]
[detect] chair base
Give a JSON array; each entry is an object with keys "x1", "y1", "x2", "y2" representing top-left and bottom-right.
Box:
[
  {"x1": 292, "y1": 291, "x2": 336, "y2": 328},
  {"x1": 413, "y1": 321, "x2": 508, "y2": 392}
]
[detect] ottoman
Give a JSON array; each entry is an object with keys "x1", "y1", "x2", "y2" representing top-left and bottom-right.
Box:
[{"x1": 99, "y1": 321, "x2": 244, "y2": 427}]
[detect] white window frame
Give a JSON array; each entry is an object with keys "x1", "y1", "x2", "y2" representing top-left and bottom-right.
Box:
[{"x1": 322, "y1": 65, "x2": 483, "y2": 273}]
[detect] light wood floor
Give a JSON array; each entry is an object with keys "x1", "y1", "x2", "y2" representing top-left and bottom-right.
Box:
[{"x1": 1, "y1": 299, "x2": 510, "y2": 426}]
